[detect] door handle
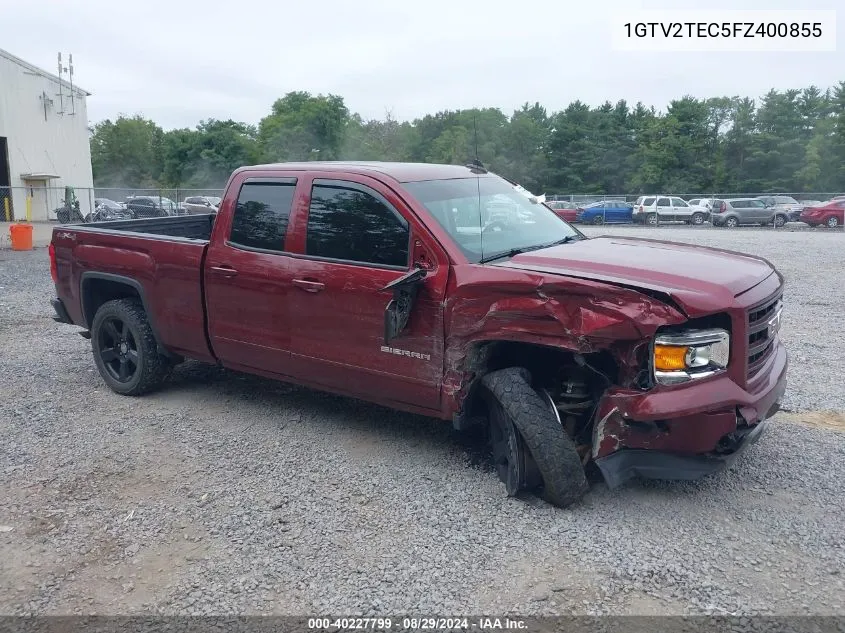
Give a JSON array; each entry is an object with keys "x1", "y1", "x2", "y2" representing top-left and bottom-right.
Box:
[
  {"x1": 209, "y1": 265, "x2": 238, "y2": 278},
  {"x1": 293, "y1": 278, "x2": 325, "y2": 293}
]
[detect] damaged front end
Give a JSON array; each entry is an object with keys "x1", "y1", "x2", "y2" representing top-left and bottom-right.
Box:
[{"x1": 444, "y1": 263, "x2": 787, "y2": 489}]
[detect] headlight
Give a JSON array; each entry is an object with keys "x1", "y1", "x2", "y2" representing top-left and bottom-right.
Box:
[{"x1": 653, "y1": 328, "x2": 729, "y2": 385}]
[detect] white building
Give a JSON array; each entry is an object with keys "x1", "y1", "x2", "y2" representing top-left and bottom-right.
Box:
[{"x1": 0, "y1": 48, "x2": 94, "y2": 222}]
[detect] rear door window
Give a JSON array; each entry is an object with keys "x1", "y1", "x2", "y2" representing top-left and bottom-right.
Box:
[
  {"x1": 642, "y1": 197, "x2": 656, "y2": 206},
  {"x1": 229, "y1": 180, "x2": 297, "y2": 252},
  {"x1": 657, "y1": 197, "x2": 670, "y2": 206}
]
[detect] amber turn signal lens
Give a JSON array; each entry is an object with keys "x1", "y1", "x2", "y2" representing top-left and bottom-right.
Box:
[{"x1": 654, "y1": 345, "x2": 689, "y2": 371}]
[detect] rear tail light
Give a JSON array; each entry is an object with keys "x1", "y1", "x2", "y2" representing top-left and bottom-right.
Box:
[
  {"x1": 718, "y1": 202, "x2": 727, "y2": 213},
  {"x1": 49, "y1": 242, "x2": 58, "y2": 283},
  {"x1": 638, "y1": 206, "x2": 644, "y2": 212}
]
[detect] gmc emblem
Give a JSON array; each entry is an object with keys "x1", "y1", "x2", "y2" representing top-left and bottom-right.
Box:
[{"x1": 767, "y1": 308, "x2": 782, "y2": 338}]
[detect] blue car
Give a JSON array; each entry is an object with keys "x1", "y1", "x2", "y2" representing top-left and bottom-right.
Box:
[{"x1": 575, "y1": 201, "x2": 633, "y2": 225}]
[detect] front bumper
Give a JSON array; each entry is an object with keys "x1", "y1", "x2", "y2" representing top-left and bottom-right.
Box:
[{"x1": 592, "y1": 341, "x2": 787, "y2": 489}]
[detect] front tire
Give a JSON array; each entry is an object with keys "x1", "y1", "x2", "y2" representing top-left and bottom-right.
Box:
[
  {"x1": 592, "y1": 215, "x2": 604, "y2": 225},
  {"x1": 773, "y1": 214, "x2": 786, "y2": 228},
  {"x1": 827, "y1": 216, "x2": 840, "y2": 228},
  {"x1": 91, "y1": 299, "x2": 171, "y2": 396},
  {"x1": 691, "y1": 212, "x2": 705, "y2": 225},
  {"x1": 480, "y1": 368, "x2": 588, "y2": 508}
]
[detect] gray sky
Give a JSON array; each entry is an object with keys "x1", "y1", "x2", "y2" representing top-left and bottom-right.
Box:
[{"x1": 3, "y1": 0, "x2": 842, "y2": 130}]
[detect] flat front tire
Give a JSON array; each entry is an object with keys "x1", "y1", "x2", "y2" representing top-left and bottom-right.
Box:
[
  {"x1": 91, "y1": 298, "x2": 171, "y2": 396},
  {"x1": 480, "y1": 367, "x2": 588, "y2": 508}
]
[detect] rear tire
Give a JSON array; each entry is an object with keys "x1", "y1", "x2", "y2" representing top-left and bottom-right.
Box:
[
  {"x1": 725, "y1": 216, "x2": 739, "y2": 228},
  {"x1": 91, "y1": 299, "x2": 171, "y2": 396},
  {"x1": 646, "y1": 213, "x2": 658, "y2": 226},
  {"x1": 480, "y1": 368, "x2": 588, "y2": 508}
]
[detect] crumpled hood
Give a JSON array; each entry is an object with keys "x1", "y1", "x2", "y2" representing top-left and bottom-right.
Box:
[{"x1": 493, "y1": 236, "x2": 778, "y2": 317}]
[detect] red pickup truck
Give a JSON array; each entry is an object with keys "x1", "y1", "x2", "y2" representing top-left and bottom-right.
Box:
[{"x1": 49, "y1": 161, "x2": 787, "y2": 507}]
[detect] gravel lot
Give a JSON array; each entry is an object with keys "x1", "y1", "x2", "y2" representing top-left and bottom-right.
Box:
[{"x1": 1, "y1": 227, "x2": 843, "y2": 617}]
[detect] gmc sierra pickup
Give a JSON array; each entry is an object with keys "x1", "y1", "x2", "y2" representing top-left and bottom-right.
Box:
[{"x1": 50, "y1": 161, "x2": 787, "y2": 507}]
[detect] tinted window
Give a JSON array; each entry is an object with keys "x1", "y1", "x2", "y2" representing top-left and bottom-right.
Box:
[
  {"x1": 307, "y1": 184, "x2": 409, "y2": 268},
  {"x1": 643, "y1": 197, "x2": 656, "y2": 205},
  {"x1": 230, "y1": 181, "x2": 296, "y2": 252},
  {"x1": 749, "y1": 200, "x2": 766, "y2": 208},
  {"x1": 670, "y1": 197, "x2": 688, "y2": 207},
  {"x1": 657, "y1": 197, "x2": 670, "y2": 206}
]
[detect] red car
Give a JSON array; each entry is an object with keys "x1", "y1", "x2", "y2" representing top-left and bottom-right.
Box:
[
  {"x1": 546, "y1": 200, "x2": 579, "y2": 222},
  {"x1": 800, "y1": 200, "x2": 844, "y2": 228},
  {"x1": 49, "y1": 162, "x2": 787, "y2": 507}
]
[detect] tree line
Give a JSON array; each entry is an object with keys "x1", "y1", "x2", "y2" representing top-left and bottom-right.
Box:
[{"x1": 90, "y1": 82, "x2": 845, "y2": 195}]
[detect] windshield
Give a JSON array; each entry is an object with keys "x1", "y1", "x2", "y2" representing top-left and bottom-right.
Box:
[{"x1": 404, "y1": 175, "x2": 580, "y2": 264}]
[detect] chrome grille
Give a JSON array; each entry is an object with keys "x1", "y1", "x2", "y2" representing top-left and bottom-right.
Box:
[{"x1": 746, "y1": 294, "x2": 782, "y2": 378}]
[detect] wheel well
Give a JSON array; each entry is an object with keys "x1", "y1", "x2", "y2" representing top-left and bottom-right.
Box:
[
  {"x1": 458, "y1": 341, "x2": 619, "y2": 424},
  {"x1": 81, "y1": 278, "x2": 142, "y2": 328}
]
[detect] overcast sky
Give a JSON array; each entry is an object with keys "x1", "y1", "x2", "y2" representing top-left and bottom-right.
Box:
[{"x1": 2, "y1": 0, "x2": 842, "y2": 130}]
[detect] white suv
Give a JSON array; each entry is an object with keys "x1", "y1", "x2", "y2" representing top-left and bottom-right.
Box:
[{"x1": 633, "y1": 196, "x2": 709, "y2": 225}]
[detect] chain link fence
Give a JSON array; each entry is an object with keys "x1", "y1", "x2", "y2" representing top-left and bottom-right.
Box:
[
  {"x1": 0, "y1": 186, "x2": 226, "y2": 222},
  {"x1": 2, "y1": 185, "x2": 841, "y2": 230}
]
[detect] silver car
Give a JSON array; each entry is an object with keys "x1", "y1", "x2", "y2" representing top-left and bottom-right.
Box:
[
  {"x1": 711, "y1": 198, "x2": 788, "y2": 228},
  {"x1": 183, "y1": 196, "x2": 221, "y2": 215}
]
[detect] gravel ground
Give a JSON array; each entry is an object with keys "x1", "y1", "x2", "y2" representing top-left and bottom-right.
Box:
[{"x1": 1, "y1": 227, "x2": 843, "y2": 617}]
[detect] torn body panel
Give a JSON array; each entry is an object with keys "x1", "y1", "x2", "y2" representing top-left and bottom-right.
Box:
[
  {"x1": 591, "y1": 341, "x2": 787, "y2": 487},
  {"x1": 440, "y1": 264, "x2": 687, "y2": 419}
]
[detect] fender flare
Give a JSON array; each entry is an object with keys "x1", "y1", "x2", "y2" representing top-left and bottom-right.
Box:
[{"x1": 79, "y1": 272, "x2": 174, "y2": 359}]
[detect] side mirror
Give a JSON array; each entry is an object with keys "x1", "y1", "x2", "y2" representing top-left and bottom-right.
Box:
[{"x1": 381, "y1": 267, "x2": 427, "y2": 345}]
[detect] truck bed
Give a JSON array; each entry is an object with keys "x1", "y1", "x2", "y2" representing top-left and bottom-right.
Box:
[
  {"x1": 51, "y1": 213, "x2": 217, "y2": 364},
  {"x1": 79, "y1": 214, "x2": 215, "y2": 241}
]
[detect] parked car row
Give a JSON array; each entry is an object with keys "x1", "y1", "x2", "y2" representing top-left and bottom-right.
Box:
[{"x1": 546, "y1": 193, "x2": 843, "y2": 229}]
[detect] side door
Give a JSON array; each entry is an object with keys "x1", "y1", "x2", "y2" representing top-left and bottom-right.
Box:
[
  {"x1": 204, "y1": 175, "x2": 299, "y2": 376},
  {"x1": 670, "y1": 197, "x2": 692, "y2": 222},
  {"x1": 609, "y1": 201, "x2": 630, "y2": 223},
  {"x1": 746, "y1": 199, "x2": 768, "y2": 223},
  {"x1": 286, "y1": 174, "x2": 448, "y2": 412},
  {"x1": 655, "y1": 197, "x2": 672, "y2": 221}
]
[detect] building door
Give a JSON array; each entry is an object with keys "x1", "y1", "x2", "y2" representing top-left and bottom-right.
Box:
[{"x1": 24, "y1": 180, "x2": 48, "y2": 221}]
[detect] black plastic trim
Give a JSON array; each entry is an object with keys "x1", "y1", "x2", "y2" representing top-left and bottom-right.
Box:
[
  {"x1": 50, "y1": 298, "x2": 73, "y2": 324},
  {"x1": 79, "y1": 272, "x2": 176, "y2": 359},
  {"x1": 595, "y1": 419, "x2": 769, "y2": 489}
]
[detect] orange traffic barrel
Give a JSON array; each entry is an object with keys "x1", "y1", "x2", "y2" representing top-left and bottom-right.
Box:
[{"x1": 9, "y1": 223, "x2": 34, "y2": 251}]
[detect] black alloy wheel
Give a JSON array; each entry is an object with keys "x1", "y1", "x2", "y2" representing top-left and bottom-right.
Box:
[{"x1": 97, "y1": 316, "x2": 139, "y2": 383}]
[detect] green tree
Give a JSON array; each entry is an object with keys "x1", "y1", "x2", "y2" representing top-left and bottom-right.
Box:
[
  {"x1": 258, "y1": 91, "x2": 350, "y2": 161},
  {"x1": 90, "y1": 115, "x2": 164, "y2": 187}
]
